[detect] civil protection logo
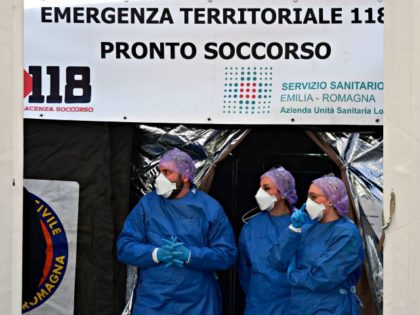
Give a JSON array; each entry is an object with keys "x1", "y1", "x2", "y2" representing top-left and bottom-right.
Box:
[
  {"x1": 222, "y1": 66, "x2": 273, "y2": 115},
  {"x1": 22, "y1": 191, "x2": 69, "y2": 313}
]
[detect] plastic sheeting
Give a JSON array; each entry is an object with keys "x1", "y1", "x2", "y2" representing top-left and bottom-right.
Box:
[
  {"x1": 315, "y1": 132, "x2": 383, "y2": 314},
  {"x1": 132, "y1": 124, "x2": 250, "y2": 196}
]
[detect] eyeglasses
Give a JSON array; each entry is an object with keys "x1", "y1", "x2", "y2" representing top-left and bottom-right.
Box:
[{"x1": 307, "y1": 193, "x2": 325, "y2": 201}]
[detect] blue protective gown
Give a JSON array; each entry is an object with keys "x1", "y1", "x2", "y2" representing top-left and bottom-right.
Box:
[
  {"x1": 117, "y1": 188, "x2": 237, "y2": 315},
  {"x1": 268, "y1": 217, "x2": 364, "y2": 315},
  {"x1": 238, "y1": 212, "x2": 291, "y2": 315}
]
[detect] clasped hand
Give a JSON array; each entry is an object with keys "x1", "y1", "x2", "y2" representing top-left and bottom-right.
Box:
[{"x1": 157, "y1": 236, "x2": 191, "y2": 268}]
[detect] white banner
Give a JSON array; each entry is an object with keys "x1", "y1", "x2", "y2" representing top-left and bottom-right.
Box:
[
  {"x1": 24, "y1": 0, "x2": 384, "y2": 125},
  {"x1": 22, "y1": 180, "x2": 79, "y2": 315}
]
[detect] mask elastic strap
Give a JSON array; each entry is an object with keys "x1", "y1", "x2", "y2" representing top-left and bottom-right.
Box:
[{"x1": 242, "y1": 206, "x2": 261, "y2": 224}]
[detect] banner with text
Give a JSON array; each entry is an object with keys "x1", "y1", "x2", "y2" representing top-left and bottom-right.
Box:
[
  {"x1": 23, "y1": 179, "x2": 79, "y2": 315},
  {"x1": 24, "y1": 0, "x2": 384, "y2": 125}
]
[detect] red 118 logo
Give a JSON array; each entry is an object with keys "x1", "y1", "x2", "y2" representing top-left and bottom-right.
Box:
[{"x1": 24, "y1": 66, "x2": 91, "y2": 104}]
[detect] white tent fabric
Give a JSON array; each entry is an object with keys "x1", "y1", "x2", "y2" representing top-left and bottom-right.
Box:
[
  {"x1": 384, "y1": 0, "x2": 420, "y2": 314},
  {"x1": 0, "y1": 0, "x2": 23, "y2": 314}
]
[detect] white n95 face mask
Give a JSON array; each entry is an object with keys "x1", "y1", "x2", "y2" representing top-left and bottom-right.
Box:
[
  {"x1": 305, "y1": 197, "x2": 325, "y2": 221},
  {"x1": 255, "y1": 188, "x2": 277, "y2": 211},
  {"x1": 155, "y1": 173, "x2": 177, "y2": 198}
]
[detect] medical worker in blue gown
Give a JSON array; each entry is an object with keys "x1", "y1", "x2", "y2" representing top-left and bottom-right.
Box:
[
  {"x1": 269, "y1": 176, "x2": 364, "y2": 315},
  {"x1": 117, "y1": 148, "x2": 237, "y2": 315},
  {"x1": 238, "y1": 166, "x2": 298, "y2": 315}
]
